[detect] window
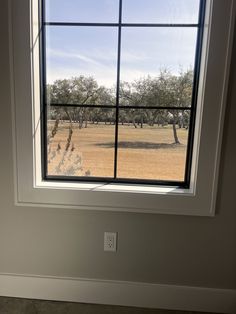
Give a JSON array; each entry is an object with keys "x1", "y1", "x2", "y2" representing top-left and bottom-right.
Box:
[
  {"x1": 42, "y1": 0, "x2": 205, "y2": 187},
  {"x1": 10, "y1": 0, "x2": 235, "y2": 215}
]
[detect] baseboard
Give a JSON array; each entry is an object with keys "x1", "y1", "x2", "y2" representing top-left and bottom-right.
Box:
[{"x1": 0, "y1": 273, "x2": 235, "y2": 313}]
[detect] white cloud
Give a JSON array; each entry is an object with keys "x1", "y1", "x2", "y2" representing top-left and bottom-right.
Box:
[
  {"x1": 47, "y1": 64, "x2": 117, "y2": 87},
  {"x1": 47, "y1": 48, "x2": 102, "y2": 66}
]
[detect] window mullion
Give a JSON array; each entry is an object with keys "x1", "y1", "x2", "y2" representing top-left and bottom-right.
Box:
[
  {"x1": 184, "y1": 0, "x2": 206, "y2": 184},
  {"x1": 114, "y1": 0, "x2": 123, "y2": 179},
  {"x1": 41, "y1": 0, "x2": 48, "y2": 179}
]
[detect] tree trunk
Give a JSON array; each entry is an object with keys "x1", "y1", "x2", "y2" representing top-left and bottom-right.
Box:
[
  {"x1": 79, "y1": 117, "x2": 83, "y2": 129},
  {"x1": 132, "y1": 117, "x2": 137, "y2": 128},
  {"x1": 64, "y1": 108, "x2": 73, "y2": 151},
  {"x1": 172, "y1": 122, "x2": 180, "y2": 144},
  {"x1": 50, "y1": 117, "x2": 59, "y2": 139},
  {"x1": 140, "y1": 115, "x2": 143, "y2": 128}
]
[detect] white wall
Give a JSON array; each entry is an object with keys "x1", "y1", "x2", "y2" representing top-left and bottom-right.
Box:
[{"x1": 0, "y1": 0, "x2": 235, "y2": 291}]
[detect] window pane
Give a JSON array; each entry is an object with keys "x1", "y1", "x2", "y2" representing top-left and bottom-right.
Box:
[
  {"x1": 45, "y1": 0, "x2": 119, "y2": 23},
  {"x1": 122, "y1": 0, "x2": 200, "y2": 24},
  {"x1": 47, "y1": 106, "x2": 116, "y2": 178},
  {"x1": 45, "y1": 26, "x2": 118, "y2": 104},
  {"x1": 120, "y1": 27, "x2": 196, "y2": 108},
  {"x1": 117, "y1": 109, "x2": 190, "y2": 181}
]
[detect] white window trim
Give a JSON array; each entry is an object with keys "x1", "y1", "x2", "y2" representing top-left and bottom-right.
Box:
[{"x1": 9, "y1": 0, "x2": 235, "y2": 216}]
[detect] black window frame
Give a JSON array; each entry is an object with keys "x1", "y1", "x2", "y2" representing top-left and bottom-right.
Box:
[{"x1": 40, "y1": 0, "x2": 206, "y2": 188}]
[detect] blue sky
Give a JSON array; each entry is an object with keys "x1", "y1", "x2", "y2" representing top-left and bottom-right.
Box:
[{"x1": 45, "y1": 0, "x2": 200, "y2": 87}]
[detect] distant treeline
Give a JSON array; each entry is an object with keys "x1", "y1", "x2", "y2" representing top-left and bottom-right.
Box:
[{"x1": 47, "y1": 70, "x2": 193, "y2": 143}]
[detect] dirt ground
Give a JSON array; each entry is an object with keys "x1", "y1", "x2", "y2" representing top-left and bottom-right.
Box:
[{"x1": 47, "y1": 122, "x2": 188, "y2": 181}]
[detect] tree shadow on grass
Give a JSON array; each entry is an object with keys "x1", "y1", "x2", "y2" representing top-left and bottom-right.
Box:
[{"x1": 96, "y1": 141, "x2": 184, "y2": 149}]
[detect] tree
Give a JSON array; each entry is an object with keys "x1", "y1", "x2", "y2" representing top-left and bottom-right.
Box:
[
  {"x1": 48, "y1": 70, "x2": 193, "y2": 143},
  {"x1": 48, "y1": 76, "x2": 115, "y2": 127}
]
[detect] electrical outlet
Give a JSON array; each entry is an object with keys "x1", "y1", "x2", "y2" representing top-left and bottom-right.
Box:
[{"x1": 104, "y1": 232, "x2": 117, "y2": 252}]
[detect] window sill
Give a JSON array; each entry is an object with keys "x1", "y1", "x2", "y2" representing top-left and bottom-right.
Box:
[
  {"x1": 36, "y1": 180, "x2": 193, "y2": 195},
  {"x1": 17, "y1": 177, "x2": 205, "y2": 216}
]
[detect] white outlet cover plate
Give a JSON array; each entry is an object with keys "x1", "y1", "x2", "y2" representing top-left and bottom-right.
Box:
[{"x1": 104, "y1": 232, "x2": 117, "y2": 252}]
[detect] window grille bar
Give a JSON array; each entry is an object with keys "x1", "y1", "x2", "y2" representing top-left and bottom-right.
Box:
[
  {"x1": 48, "y1": 103, "x2": 192, "y2": 111},
  {"x1": 45, "y1": 175, "x2": 187, "y2": 188},
  {"x1": 113, "y1": 0, "x2": 123, "y2": 179},
  {"x1": 44, "y1": 22, "x2": 199, "y2": 28}
]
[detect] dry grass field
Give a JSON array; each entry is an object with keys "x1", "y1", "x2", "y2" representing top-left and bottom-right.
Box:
[{"x1": 48, "y1": 122, "x2": 189, "y2": 181}]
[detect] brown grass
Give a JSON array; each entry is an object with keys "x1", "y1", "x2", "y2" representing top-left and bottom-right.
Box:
[{"x1": 48, "y1": 122, "x2": 188, "y2": 181}]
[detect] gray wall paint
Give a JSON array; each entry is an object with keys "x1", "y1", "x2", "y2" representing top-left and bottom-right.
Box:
[{"x1": 0, "y1": 0, "x2": 235, "y2": 290}]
